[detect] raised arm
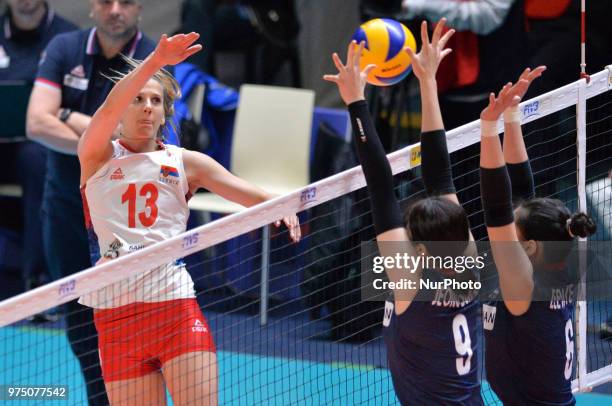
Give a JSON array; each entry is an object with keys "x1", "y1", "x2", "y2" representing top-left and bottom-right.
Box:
[
  {"x1": 324, "y1": 40, "x2": 418, "y2": 310},
  {"x1": 479, "y1": 80, "x2": 534, "y2": 315},
  {"x1": 78, "y1": 33, "x2": 201, "y2": 183},
  {"x1": 405, "y1": 19, "x2": 461, "y2": 206},
  {"x1": 183, "y1": 148, "x2": 301, "y2": 243},
  {"x1": 503, "y1": 66, "x2": 546, "y2": 203}
]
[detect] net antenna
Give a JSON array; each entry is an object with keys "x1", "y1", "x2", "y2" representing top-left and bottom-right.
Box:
[{"x1": 580, "y1": 0, "x2": 590, "y2": 83}]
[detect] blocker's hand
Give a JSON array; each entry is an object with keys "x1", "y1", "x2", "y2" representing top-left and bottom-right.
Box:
[
  {"x1": 323, "y1": 40, "x2": 375, "y2": 105},
  {"x1": 404, "y1": 18, "x2": 455, "y2": 82},
  {"x1": 480, "y1": 80, "x2": 529, "y2": 122},
  {"x1": 509, "y1": 66, "x2": 547, "y2": 102}
]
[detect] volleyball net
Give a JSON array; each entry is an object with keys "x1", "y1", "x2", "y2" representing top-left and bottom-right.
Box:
[{"x1": 0, "y1": 67, "x2": 610, "y2": 404}]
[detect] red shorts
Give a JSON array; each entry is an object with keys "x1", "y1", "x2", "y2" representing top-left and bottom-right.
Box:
[{"x1": 94, "y1": 298, "x2": 216, "y2": 382}]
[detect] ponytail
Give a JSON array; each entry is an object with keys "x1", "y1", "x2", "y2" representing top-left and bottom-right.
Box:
[{"x1": 566, "y1": 212, "x2": 597, "y2": 239}]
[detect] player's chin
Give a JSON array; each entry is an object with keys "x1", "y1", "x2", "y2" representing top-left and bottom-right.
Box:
[{"x1": 132, "y1": 128, "x2": 157, "y2": 140}]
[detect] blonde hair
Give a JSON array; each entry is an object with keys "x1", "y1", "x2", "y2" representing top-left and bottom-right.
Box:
[{"x1": 105, "y1": 55, "x2": 181, "y2": 141}]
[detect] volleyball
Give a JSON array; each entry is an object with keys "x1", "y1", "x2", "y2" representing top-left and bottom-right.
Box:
[{"x1": 351, "y1": 18, "x2": 417, "y2": 86}]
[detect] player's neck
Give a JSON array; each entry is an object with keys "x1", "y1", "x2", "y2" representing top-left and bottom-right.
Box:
[
  {"x1": 119, "y1": 137, "x2": 158, "y2": 153},
  {"x1": 10, "y1": 4, "x2": 46, "y2": 31}
]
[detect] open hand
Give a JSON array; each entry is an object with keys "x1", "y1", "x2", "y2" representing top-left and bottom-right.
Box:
[
  {"x1": 275, "y1": 214, "x2": 301, "y2": 243},
  {"x1": 323, "y1": 40, "x2": 376, "y2": 105},
  {"x1": 510, "y1": 66, "x2": 547, "y2": 101},
  {"x1": 152, "y1": 32, "x2": 202, "y2": 67},
  {"x1": 404, "y1": 19, "x2": 455, "y2": 82},
  {"x1": 480, "y1": 80, "x2": 529, "y2": 122}
]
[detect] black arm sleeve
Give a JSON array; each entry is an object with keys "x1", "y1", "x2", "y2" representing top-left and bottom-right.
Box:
[
  {"x1": 348, "y1": 100, "x2": 404, "y2": 236},
  {"x1": 480, "y1": 166, "x2": 515, "y2": 227},
  {"x1": 420, "y1": 129, "x2": 456, "y2": 196},
  {"x1": 507, "y1": 161, "x2": 535, "y2": 203}
]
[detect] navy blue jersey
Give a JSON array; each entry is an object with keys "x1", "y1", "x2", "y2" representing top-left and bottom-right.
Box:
[
  {"x1": 383, "y1": 269, "x2": 483, "y2": 405},
  {"x1": 485, "y1": 274, "x2": 576, "y2": 405}
]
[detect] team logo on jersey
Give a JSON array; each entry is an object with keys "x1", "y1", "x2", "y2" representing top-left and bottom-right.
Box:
[
  {"x1": 110, "y1": 168, "x2": 124, "y2": 180},
  {"x1": 483, "y1": 304, "x2": 497, "y2": 330},
  {"x1": 159, "y1": 165, "x2": 179, "y2": 185},
  {"x1": 103, "y1": 238, "x2": 123, "y2": 259},
  {"x1": 70, "y1": 64, "x2": 85, "y2": 78},
  {"x1": 382, "y1": 300, "x2": 394, "y2": 327},
  {"x1": 192, "y1": 319, "x2": 207, "y2": 333},
  {"x1": 160, "y1": 165, "x2": 179, "y2": 177}
]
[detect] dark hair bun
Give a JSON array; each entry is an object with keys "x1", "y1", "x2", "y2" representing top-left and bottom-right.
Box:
[{"x1": 568, "y1": 212, "x2": 597, "y2": 238}]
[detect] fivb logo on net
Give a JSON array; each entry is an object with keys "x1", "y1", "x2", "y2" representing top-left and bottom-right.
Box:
[
  {"x1": 522, "y1": 100, "x2": 540, "y2": 119},
  {"x1": 58, "y1": 279, "x2": 76, "y2": 298}
]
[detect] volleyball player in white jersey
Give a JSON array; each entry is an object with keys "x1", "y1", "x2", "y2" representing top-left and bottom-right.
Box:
[{"x1": 77, "y1": 32, "x2": 300, "y2": 406}]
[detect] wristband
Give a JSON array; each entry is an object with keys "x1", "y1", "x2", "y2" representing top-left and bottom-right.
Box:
[
  {"x1": 504, "y1": 105, "x2": 521, "y2": 123},
  {"x1": 481, "y1": 120, "x2": 498, "y2": 137}
]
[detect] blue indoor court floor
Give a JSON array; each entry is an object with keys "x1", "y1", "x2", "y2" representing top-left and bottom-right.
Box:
[{"x1": 1, "y1": 314, "x2": 611, "y2": 406}]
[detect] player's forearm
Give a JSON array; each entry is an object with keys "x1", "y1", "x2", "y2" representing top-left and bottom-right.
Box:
[
  {"x1": 419, "y1": 78, "x2": 444, "y2": 133},
  {"x1": 502, "y1": 121, "x2": 528, "y2": 163},
  {"x1": 480, "y1": 122, "x2": 505, "y2": 169},
  {"x1": 241, "y1": 185, "x2": 273, "y2": 208},
  {"x1": 480, "y1": 125, "x2": 514, "y2": 228},
  {"x1": 488, "y1": 235, "x2": 534, "y2": 313},
  {"x1": 63, "y1": 111, "x2": 92, "y2": 136},
  {"x1": 26, "y1": 112, "x2": 80, "y2": 155},
  {"x1": 502, "y1": 107, "x2": 527, "y2": 163},
  {"x1": 401, "y1": 0, "x2": 514, "y2": 35},
  {"x1": 503, "y1": 107, "x2": 535, "y2": 201},
  {"x1": 102, "y1": 53, "x2": 162, "y2": 116},
  {"x1": 348, "y1": 100, "x2": 404, "y2": 236}
]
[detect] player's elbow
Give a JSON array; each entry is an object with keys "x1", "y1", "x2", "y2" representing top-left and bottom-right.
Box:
[
  {"x1": 504, "y1": 300, "x2": 531, "y2": 316},
  {"x1": 25, "y1": 111, "x2": 47, "y2": 142}
]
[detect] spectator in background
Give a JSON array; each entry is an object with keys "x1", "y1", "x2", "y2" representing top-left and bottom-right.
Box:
[
  {"x1": 0, "y1": 1, "x2": 76, "y2": 294},
  {"x1": 523, "y1": 0, "x2": 580, "y2": 99},
  {"x1": 179, "y1": 0, "x2": 301, "y2": 86},
  {"x1": 399, "y1": 0, "x2": 525, "y2": 130},
  {"x1": 586, "y1": 0, "x2": 612, "y2": 75},
  {"x1": 525, "y1": 0, "x2": 611, "y2": 98},
  {"x1": 25, "y1": 0, "x2": 155, "y2": 404}
]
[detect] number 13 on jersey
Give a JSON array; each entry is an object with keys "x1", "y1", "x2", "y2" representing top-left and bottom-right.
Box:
[{"x1": 121, "y1": 183, "x2": 159, "y2": 228}]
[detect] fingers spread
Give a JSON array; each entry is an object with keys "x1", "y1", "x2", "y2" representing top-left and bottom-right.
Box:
[
  {"x1": 404, "y1": 45, "x2": 416, "y2": 58},
  {"x1": 440, "y1": 48, "x2": 453, "y2": 61},
  {"x1": 529, "y1": 65, "x2": 547, "y2": 80},
  {"x1": 185, "y1": 44, "x2": 202, "y2": 57},
  {"x1": 332, "y1": 52, "x2": 345, "y2": 72},
  {"x1": 353, "y1": 41, "x2": 365, "y2": 68},
  {"x1": 432, "y1": 17, "x2": 446, "y2": 45},
  {"x1": 488, "y1": 92, "x2": 496, "y2": 106},
  {"x1": 439, "y1": 28, "x2": 455, "y2": 49},
  {"x1": 346, "y1": 40, "x2": 356, "y2": 69},
  {"x1": 323, "y1": 74, "x2": 339, "y2": 83},
  {"x1": 421, "y1": 20, "x2": 430, "y2": 46}
]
